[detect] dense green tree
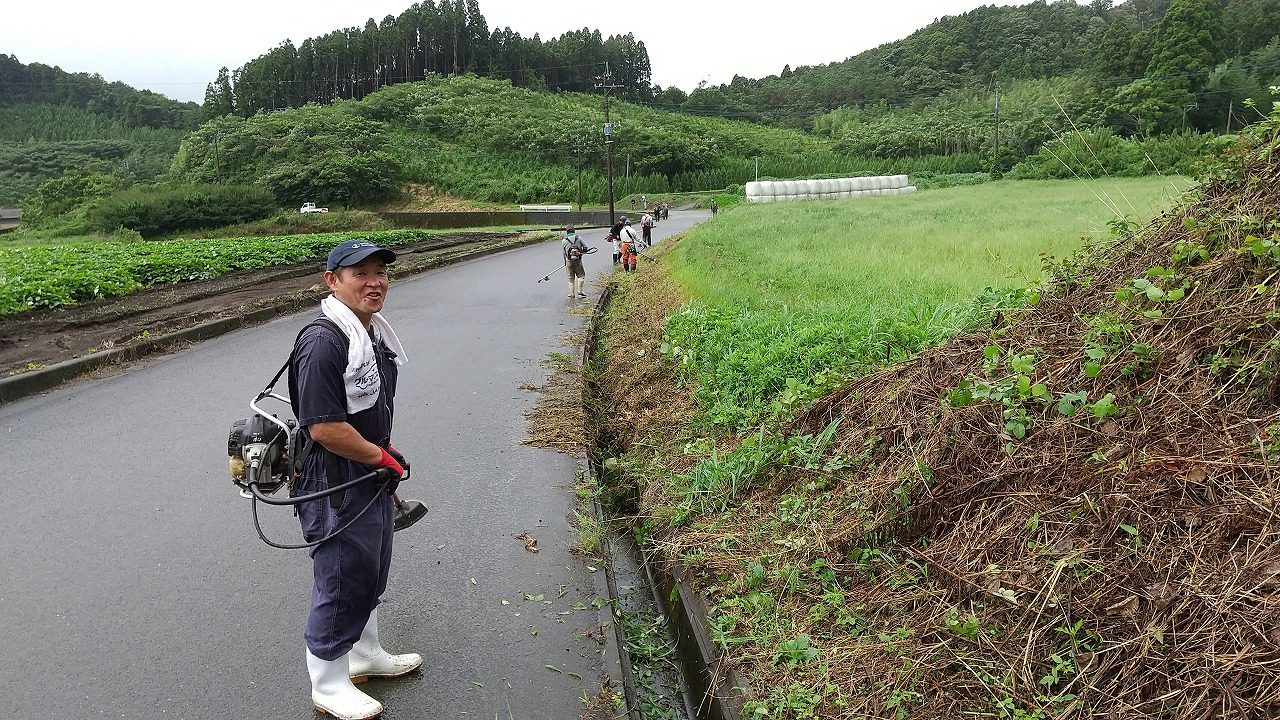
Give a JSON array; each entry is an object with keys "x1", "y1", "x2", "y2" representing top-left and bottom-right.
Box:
[
  {"x1": 1106, "y1": 77, "x2": 1195, "y2": 134},
  {"x1": 1145, "y1": 0, "x2": 1227, "y2": 90},
  {"x1": 220, "y1": 5, "x2": 652, "y2": 115},
  {"x1": 1094, "y1": 15, "x2": 1143, "y2": 79},
  {"x1": 653, "y1": 86, "x2": 688, "y2": 107},
  {"x1": 1222, "y1": 0, "x2": 1280, "y2": 56},
  {"x1": 21, "y1": 163, "x2": 127, "y2": 227},
  {"x1": 203, "y1": 67, "x2": 236, "y2": 118},
  {"x1": 1197, "y1": 60, "x2": 1270, "y2": 130}
]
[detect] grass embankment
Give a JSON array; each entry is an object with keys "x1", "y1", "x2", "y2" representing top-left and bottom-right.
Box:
[{"x1": 596, "y1": 176, "x2": 1196, "y2": 718}]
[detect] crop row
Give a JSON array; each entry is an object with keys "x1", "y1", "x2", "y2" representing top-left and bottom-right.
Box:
[{"x1": 0, "y1": 229, "x2": 434, "y2": 317}]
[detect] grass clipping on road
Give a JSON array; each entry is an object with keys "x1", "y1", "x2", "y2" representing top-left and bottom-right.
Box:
[
  {"x1": 523, "y1": 348, "x2": 587, "y2": 455},
  {"x1": 649, "y1": 138, "x2": 1280, "y2": 716}
]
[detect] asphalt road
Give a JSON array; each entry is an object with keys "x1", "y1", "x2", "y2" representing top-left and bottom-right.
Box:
[{"x1": 0, "y1": 210, "x2": 707, "y2": 719}]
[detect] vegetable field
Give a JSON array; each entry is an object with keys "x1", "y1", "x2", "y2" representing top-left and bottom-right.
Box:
[{"x1": 0, "y1": 229, "x2": 433, "y2": 317}]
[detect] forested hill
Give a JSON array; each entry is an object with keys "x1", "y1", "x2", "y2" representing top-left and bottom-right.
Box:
[
  {"x1": 206, "y1": 0, "x2": 652, "y2": 118},
  {"x1": 0, "y1": 56, "x2": 200, "y2": 206},
  {"x1": 0, "y1": 55, "x2": 200, "y2": 130},
  {"x1": 668, "y1": 0, "x2": 1280, "y2": 131}
]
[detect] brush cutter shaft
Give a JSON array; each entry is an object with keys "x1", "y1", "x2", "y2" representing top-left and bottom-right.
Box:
[{"x1": 537, "y1": 261, "x2": 568, "y2": 283}]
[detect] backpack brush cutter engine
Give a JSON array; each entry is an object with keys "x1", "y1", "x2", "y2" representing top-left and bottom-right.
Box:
[{"x1": 227, "y1": 380, "x2": 426, "y2": 550}]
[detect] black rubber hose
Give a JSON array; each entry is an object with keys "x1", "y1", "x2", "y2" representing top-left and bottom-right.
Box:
[
  {"x1": 249, "y1": 478, "x2": 392, "y2": 550},
  {"x1": 247, "y1": 466, "x2": 392, "y2": 505}
]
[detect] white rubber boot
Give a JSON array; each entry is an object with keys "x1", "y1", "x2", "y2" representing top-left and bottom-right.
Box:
[
  {"x1": 575, "y1": 277, "x2": 586, "y2": 298},
  {"x1": 566, "y1": 277, "x2": 575, "y2": 298},
  {"x1": 349, "y1": 609, "x2": 423, "y2": 681},
  {"x1": 306, "y1": 649, "x2": 383, "y2": 720}
]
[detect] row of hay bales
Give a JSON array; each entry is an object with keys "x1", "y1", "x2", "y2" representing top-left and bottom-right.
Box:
[{"x1": 744, "y1": 175, "x2": 917, "y2": 203}]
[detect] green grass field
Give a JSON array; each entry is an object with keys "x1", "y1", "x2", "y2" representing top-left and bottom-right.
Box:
[
  {"x1": 671, "y1": 177, "x2": 1189, "y2": 312},
  {"x1": 660, "y1": 177, "x2": 1190, "y2": 430}
]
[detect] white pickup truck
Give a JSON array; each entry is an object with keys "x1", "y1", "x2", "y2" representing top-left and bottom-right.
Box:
[{"x1": 299, "y1": 202, "x2": 329, "y2": 214}]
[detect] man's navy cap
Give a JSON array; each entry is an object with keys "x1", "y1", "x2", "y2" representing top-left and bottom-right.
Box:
[{"x1": 326, "y1": 240, "x2": 396, "y2": 271}]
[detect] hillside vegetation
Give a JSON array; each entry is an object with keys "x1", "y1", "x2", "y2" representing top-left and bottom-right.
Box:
[
  {"x1": 682, "y1": 0, "x2": 1279, "y2": 131},
  {"x1": 172, "y1": 75, "x2": 973, "y2": 208},
  {"x1": 596, "y1": 105, "x2": 1280, "y2": 719},
  {"x1": 0, "y1": 55, "x2": 200, "y2": 206}
]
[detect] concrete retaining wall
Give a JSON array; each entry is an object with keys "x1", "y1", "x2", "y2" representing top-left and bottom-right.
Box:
[{"x1": 380, "y1": 210, "x2": 617, "y2": 230}]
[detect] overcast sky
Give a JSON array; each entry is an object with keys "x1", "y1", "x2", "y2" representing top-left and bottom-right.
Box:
[{"x1": 3, "y1": 0, "x2": 1055, "y2": 104}]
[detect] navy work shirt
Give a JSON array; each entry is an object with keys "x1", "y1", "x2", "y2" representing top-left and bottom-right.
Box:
[{"x1": 288, "y1": 321, "x2": 398, "y2": 484}]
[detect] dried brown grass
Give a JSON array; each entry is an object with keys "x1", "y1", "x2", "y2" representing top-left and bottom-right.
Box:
[{"x1": 596, "y1": 252, "x2": 698, "y2": 454}]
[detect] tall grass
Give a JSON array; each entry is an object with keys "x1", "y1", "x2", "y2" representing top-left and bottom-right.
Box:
[{"x1": 662, "y1": 177, "x2": 1190, "y2": 430}]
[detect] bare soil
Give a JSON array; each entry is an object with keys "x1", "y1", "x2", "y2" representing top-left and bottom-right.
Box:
[
  {"x1": 0, "y1": 232, "x2": 535, "y2": 377},
  {"x1": 374, "y1": 183, "x2": 508, "y2": 212}
]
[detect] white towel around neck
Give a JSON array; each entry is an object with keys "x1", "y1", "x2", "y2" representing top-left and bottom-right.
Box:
[{"x1": 320, "y1": 295, "x2": 407, "y2": 413}]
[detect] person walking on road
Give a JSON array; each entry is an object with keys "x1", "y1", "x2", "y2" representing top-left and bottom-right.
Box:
[
  {"x1": 609, "y1": 230, "x2": 621, "y2": 265},
  {"x1": 562, "y1": 224, "x2": 589, "y2": 298},
  {"x1": 619, "y1": 219, "x2": 642, "y2": 272},
  {"x1": 289, "y1": 239, "x2": 422, "y2": 720},
  {"x1": 640, "y1": 211, "x2": 654, "y2": 247},
  {"x1": 710, "y1": 198, "x2": 719, "y2": 215}
]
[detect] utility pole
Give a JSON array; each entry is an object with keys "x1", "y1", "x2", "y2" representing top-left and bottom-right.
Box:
[
  {"x1": 1181, "y1": 102, "x2": 1198, "y2": 132},
  {"x1": 595, "y1": 63, "x2": 622, "y2": 224},
  {"x1": 993, "y1": 80, "x2": 1001, "y2": 159},
  {"x1": 212, "y1": 133, "x2": 224, "y2": 184},
  {"x1": 754, "y1": 156, "x2": 759, "y2": 182},
  {"x1": 573, "y1": 138, "x2": 584, "y2": 212}
]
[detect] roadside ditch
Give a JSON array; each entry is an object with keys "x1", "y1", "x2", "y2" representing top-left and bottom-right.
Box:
[{"x1": 577, "y1": 272, "x2": 749, "y2": 720}]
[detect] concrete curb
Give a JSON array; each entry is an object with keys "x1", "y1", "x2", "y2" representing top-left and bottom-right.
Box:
[
  {"x1": 583, "y1": 277, "x2": 749, "y2": 720},
  {"x1": 0, "y1": 235, "x2": 544, "y2": 406}
]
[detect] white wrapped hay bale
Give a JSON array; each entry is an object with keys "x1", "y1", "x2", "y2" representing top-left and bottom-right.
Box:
[
  {"x1": 745, "y1": 181, "x2": 763, "y2": 199},
  {"x1": 891, "y1": 174, "x2": 909, "y2": 188}
]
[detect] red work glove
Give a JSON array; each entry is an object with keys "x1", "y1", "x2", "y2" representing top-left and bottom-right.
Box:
[
  {"x1": 386, "y1": 445, "x2": 410, "y2": 478},
  {"x1": 374, "y1": 447, "x2": 405, "y2": 479}
]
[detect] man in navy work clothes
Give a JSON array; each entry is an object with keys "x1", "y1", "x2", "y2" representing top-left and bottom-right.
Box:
[{"x1": 288, "y1": 239, "x2": 421, "y2": 720}]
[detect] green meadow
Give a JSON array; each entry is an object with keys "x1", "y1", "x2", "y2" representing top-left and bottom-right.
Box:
[{"x1": 660, "y1": 177, "x2": 1190, "y2": 431}]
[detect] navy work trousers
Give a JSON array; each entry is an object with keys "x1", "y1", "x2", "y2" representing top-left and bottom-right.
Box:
[{"x1": 296, "y1": 472, "x2": 395, "y2": 660}]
